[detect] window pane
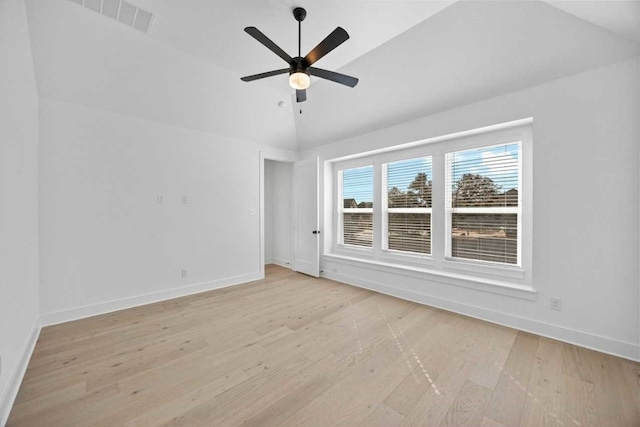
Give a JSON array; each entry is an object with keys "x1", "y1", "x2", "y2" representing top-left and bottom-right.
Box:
[
  {"x1": 451, "y1": 214, "x2": 517, "y2": 264},
  {"x1": 342, "y1": 165, "x2": 373, "y2": 247},
  {"x1": 388, "y1": 213, "x2": 431, "y2": 254},
  {"x1": 343, "y1": 166, "x2": 373, "y2": 209},
  {"x1": 344, "y1": 213, "x2": 373, "y2": 247},
  {"x1": 450, "y1": 143, "x2": 519, "y2": 207},
  {"x1": 387, "y1": 157, "x2": 432, "y2": 208}
]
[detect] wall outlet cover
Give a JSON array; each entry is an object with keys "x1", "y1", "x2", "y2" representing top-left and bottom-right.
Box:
[{"x1": 550, "y1": 298, "x2": 562, "y2": 311}]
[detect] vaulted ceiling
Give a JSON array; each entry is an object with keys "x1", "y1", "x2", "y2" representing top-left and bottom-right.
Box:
[{"x1": 25, "y1": 0, "x2": 640, "y2": 151}]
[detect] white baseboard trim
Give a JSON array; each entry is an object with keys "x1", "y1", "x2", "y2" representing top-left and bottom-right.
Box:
[
  {"x1": 322, "y1": 270, "x2": 640, "y2": 363},
  {"x1": 0, "y1": 320, "x2": 41, "y2": 427},
  {"x1": 266, "y1": 258, "x2": 292, "y2": 269},
  {"x1": 40, "y1": 272, "x2": 263, "y2": 327}
]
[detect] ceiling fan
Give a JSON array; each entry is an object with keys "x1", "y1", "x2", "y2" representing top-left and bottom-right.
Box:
[{"x1": 240, "y1": 7, "x2": 359, "y2": 103}]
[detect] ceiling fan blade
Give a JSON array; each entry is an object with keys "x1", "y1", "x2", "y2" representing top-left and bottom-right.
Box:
[
  {"x1": 241, "y1": 68, "x2": 289, "y2": 82},
  {"x1": 309, "y1": 67, "x2": 358, "y2": 88},
  {"x1": 303, "y1": 27, "x2": 349, "y2": 66},
  {"x1": 245, "y1": 27, "x2": 293, "y2": 64},
  {"x1": 296, "y1": 89, "x2": 307, "y2": 103}
]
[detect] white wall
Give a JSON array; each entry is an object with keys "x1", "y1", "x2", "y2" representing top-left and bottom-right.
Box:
[
  {"x1": 306, "y1": 57, "x2": 640, "y2": 361},
  {"x1": 38, "y1": 98, "x2": 295, "y2": 322},
  {"x1": 264, "y1": 160, "x2": 293, "y2": 268},
  {"x1": 0, "y1": 0, "x2": 40, "y2": 422}
]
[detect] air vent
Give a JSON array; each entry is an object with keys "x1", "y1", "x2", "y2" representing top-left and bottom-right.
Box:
[
  {"x1": 101, "y1": 0, "x2": 119, "y2": 19},
  {"x1": 117, "y1": 1, "x2": 136, "y2": 26},
  {"x1": 84, "y1": 0, "x2": 101, "y2": 12},
  {"x1": 133, "y1": 9, "x2": 153, "y2": 33},
  {"x1": 67, "y1": 0, "x2": 154, "y2": 34}
]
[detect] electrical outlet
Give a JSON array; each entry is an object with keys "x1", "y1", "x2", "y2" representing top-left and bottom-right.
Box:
[
  {"x1": 550, "y1": 298, "x2": 562, "y2": 311},
  {"x1": 182, "y1": 195, "x2": 188, "y2": 205},
  {"x1": 181, "y1": 269, "x2": 188, "y2": 278},
  {"x1": 157, "y1": 195, "x2": 165, "y2": 204}
]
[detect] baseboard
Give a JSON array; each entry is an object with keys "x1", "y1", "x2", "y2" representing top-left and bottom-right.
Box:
[
  {"x1": 40, "y1": 272, "x2": 263, "y2": 327},
  {"x1": 266, "y1": 258, "x2": 292, "y2": 269},
  {"x1": 0, "y1": 320, "x2": 41, "y2": 427},
  {"x1": 322, "y1": 270, "x2": 640, "y2": 362}
]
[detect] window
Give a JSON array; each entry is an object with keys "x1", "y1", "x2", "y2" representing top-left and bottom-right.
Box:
[
  {"x1": 330, "y1": 120, "x2": 532, "y2": 289},
  {"x1": 446, "y1": 143, "x2": 521, "y2": 265},
  {"x1": 339, "y1": 165, "x2": 373, "y2": 248},
  {"x1": 382, "y1": 157, "x2": 432, "y2": 254}
]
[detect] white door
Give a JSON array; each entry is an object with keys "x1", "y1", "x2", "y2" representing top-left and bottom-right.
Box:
[{"x1": 293, "y1": 157, "x2": 320, "y2": 277}]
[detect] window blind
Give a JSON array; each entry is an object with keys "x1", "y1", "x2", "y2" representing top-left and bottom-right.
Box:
[
  {"x1": 341, "y1": 166, "x2": 373, "y2": 247},
  {"x1": 446, "y1": 143, "x2": 520, "y2": 264},
  {"x1": 383, "y1": 157, "x2": 432, "y2": 255}
]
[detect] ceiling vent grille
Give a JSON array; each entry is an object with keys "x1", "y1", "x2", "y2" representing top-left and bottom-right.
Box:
[{"x1": 67, "y1": 0, "x2": 154, "y2": 34}]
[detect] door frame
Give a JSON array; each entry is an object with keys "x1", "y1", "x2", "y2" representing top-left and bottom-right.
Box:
[{"x1": 259, "y1": 150, "x2": 297, "y2": 279}]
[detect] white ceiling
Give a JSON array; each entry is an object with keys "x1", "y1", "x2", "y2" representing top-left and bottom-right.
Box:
[
  {"x1": 26, "y1": 0, "x2": 300, "y2": 148},
  {"x1": 547, "y1": 0, "x2": 640, "y2": 43},
  {"x1": 294, "y1": 0, "x2": 640, "y2": 148},
  {"x1": 24, "y1": 0, "x2": 640, "y2": 150}
]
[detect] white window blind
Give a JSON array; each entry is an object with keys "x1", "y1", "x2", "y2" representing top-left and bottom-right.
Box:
[
  {"x1": 445, "y1": 142, "x2": 521, "y2": 265},
  {"x1": 382, "y1": 157, "x2": 432, "y2": 254},
  {"x1": 339, "y1": 165, "x2": 373, "y2": 247}
]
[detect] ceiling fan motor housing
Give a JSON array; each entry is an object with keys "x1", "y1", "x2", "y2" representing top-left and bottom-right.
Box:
[
  {"x1": 293, "y1": 7, "x2": 307, "y2": 22},
  {"x1": 290, "y1": 57, "x2": 309, "y2": 75}
]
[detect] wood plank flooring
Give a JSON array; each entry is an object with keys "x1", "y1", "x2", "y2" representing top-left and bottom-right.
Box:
[{"x1": 8, "y1": 265, "x2": 640, "y2": 426}]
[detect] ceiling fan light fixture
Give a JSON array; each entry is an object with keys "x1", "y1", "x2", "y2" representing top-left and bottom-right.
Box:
[{"x1": 289, "y1": 71, "x2": 310, "y2": 90}]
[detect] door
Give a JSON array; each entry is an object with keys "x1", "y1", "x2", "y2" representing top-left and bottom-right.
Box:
[{"x1": 293, "y1": 157, "x2": 320, "y2": 277}]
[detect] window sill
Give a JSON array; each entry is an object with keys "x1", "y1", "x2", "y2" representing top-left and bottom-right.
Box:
[
  {"x1": 333, "y1": 246, "x2": 436, "y2": 269},
  {"x1": 323, "y1": 253, "x2": 536, "y2": 301},
  {"x1": 334, "y1": 244, "x2": 374, "y2": 258},
  {"x1": 442, "y1": 258, "x2": 525, "y2": 280},
  {"x1": 378, "y1": 249, "x2": 435, "y2": 268}
]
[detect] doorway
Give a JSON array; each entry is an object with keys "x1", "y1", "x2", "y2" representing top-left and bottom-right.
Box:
[{"x1": 264, "y1": 159, "x2": 293, "y2": 275}]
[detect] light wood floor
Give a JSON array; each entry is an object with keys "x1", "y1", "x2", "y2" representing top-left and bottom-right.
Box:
[{"x1": 8, "y1": 265, "x2": 640, "y2": 426}]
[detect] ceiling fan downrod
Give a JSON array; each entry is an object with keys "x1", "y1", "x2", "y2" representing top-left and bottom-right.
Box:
[{"x1": 293, "y1": 7, "x2": 306, "y2": 58}]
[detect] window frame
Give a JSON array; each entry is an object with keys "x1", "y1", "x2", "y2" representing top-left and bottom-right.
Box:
[
  {"x1": 336, "y1": 164, "x2": 375, "y2": 251},
  {"x1": 381, "y1": 157, "x2": 433, "y2": 256},
  {"x1": 329, "y1": 120, "x2": 533, "y2": 289},
  {"x1": 444, "y1": 142, "x2": 523, "y2": 267}
]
